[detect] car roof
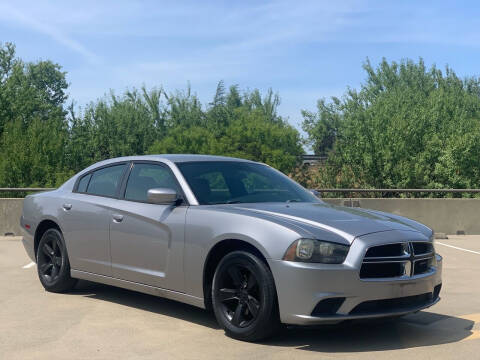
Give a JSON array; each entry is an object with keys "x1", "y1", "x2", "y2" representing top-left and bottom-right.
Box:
[
  {"x1": 86, "y1": 154, "x2": 257, "y2": 169},
  {"x1": 149, "y1": 154, "x2": 256, "y2": 163}
]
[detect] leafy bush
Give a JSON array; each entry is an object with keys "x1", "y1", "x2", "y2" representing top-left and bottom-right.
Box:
[
  {"x1": 0, "y1": 44, "x2": 303, "y2": 188},
  {"x1": 302, "y1": 58, "x2": 480, "y2": 195}
]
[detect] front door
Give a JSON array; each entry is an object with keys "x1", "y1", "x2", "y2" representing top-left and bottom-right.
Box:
[{"x1": 109, "y1": 162, "x2": 187, "y2": 291}]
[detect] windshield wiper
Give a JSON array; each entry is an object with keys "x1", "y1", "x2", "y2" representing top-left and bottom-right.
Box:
[
  {"x1": 209, "y1": 200, "x2": 242, "y2": 205},
  {"x1": 286, "y1": 199, "x2": 300, "y2": 203}
]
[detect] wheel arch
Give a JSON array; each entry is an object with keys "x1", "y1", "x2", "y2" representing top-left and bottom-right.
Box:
[
  {"x1": 202, "y1": 238, "x2": 271, "y2": 310},
  {"x1": 34, "y1": 219, "x2": 62, "y2": 259}
]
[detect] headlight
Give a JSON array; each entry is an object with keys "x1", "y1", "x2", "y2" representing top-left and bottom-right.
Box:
[
  {"x1": 429, "y1": 233, "x2": 437, "y2": 266},
  {"x1": 430, "y1": 233, "x2": 436, "y2": 252},
  {"x1": 283, "y1": 238, "x2": 349, "y2": 264}
]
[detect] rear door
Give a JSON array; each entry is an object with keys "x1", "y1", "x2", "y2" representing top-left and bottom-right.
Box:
[
  {"x1": 60, "y1": 162, "x2": 128, "y2": 276},
  {"x1": 109, "y1": 161, "x2": 187, "y2": 291}
]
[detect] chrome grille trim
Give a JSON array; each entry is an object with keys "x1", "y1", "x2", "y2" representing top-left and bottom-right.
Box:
[{"x1": 360, "y1": 242, "x2": 435, "y2": 279}]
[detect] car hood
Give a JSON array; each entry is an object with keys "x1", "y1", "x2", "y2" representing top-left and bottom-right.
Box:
[{"x1": 215, "y1": 202, "x2": 431, "y2": 244}]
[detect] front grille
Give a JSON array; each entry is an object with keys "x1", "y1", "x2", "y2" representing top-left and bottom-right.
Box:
[
  {"x1": 360, "y1": 242, "x2": 435, "y2": 279},
  {"x1": 349, "y1": 292, "x2": 433, "y2": 315},
  {"x1": 350, "y1": 284, "x2": 441, "y2": 315},
  {"x1": 365, "y1": 243, "x2": 407, "y2": 258},
  {"x1": 360, "y1": 262, "x2": 407, "y2": 278},
  {"x1": 412, "y1": 242, "x2": 434, "y2": 256},
  {"x1": 413, "y1": 257, "x2": 434, "y2": 275}
]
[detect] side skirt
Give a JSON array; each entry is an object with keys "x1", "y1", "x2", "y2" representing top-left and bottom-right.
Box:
[{"x1": 71, "y1": 269, "x2": 205, "y2": 309}]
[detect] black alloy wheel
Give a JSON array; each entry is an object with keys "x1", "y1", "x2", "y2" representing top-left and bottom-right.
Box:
[
  {"x1": 36, "y1": 228, "x2": 77, "y2": 293},
  {"x1": 217, "y1": 263, "x2": 261, "y2": 328},
  {"x1": 38, "y1": 231, "x2": 63, "y2": 283},
  {"x1": 212, "y1": 251, "x2": 280, "y2": 341}
]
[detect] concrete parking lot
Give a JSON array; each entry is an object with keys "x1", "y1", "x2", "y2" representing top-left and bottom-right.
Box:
[{"x1": 1, "y1": 236, "x2": 479, "y2": 360}]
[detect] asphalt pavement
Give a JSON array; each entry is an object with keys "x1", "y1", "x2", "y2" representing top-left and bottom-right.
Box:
[{"x1": 0, "y1": 235, "x2": 479, "y2": 360}]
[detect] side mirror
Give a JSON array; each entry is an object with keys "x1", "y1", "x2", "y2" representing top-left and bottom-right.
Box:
[
  {"x1": 309, "y1": 189, "x2": 321, "y2": 198},
  {"x1": 147, "y1": 188, "x2": 179, "y2": 205}
]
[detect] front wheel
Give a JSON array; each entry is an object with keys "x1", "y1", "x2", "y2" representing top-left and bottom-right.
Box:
[
  {"x1": 212, "y1": 251, "x2": 280, "y2": 341},
  {"x1": 36, "y1": 228, "x2": 77, "y2": 293}
]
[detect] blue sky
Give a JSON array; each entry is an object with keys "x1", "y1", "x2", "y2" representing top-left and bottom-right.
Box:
[{"x1": 1, "y1": 0, "x2": 480, "y2": 131}]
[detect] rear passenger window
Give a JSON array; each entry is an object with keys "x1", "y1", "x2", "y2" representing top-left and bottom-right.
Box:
[
  {"x1": 77, "y1": 173, "x2": 91, "y2": 193},
  {"x1": 86, "y1": 164, "x2": 126, "y2": 197},
  {"x1": 125, "y1": 163, "x2": 180, "y2": 202}
]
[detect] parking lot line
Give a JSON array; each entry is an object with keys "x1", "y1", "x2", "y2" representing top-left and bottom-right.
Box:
[
  {"x1": 461, "y1": 313, "x2": 480, "y2": 323},
  {"x1": 22, "y1": 262, "x2": 35, "y2": 269},
  {"x1": 458, "y1": 313, "x2": 480, "y2": 342},
  {"x1": 462, "y1": 329, "x2": 480, "y2": 342},
  {"x1": 436, "y1": 242, "x2": 480, "y2": 255}
]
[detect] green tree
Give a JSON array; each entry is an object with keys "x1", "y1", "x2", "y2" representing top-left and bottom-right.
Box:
[
  {"x1": 0, "y1": 42, "x2": 70, "y2": 187},
  {"x1": 164, "y1": 85, "x2": 205, "y2": 128},
  {"x1": 216, "y1": 109, "x2": 303, "y2": 173},
  {"x1": 302, "y1": 98, "x2": 342, "y2": 155},
  {"x1": 67, "y1": 88, "x2": 161, "y2": 169},
  {"x1": 148, "y1": 125, "x2": 216, "y2": 155},
  {"x1": 0, "y1": 117, "x2": 71, "y2": 187},
  {"x1": 149, "y1": 88, "x2": 303, "y2": 173},
  {"x1": 302, "y1": 58, "x2": 480, "y2": 192},
  {"x1": 0, "y1": 42, "x2": 304, "y2": 188}
]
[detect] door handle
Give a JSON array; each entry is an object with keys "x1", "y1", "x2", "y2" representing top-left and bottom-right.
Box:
[
  {"x1": 63, "y1": 203, "x2": 72, "y2": 210},
  {"x1": 112, "y1": 214, "x2": 124, "y2": 222}
]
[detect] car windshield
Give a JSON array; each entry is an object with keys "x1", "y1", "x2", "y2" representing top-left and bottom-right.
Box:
[{"x1": 176, "y1": 161, "x2": 320, "y2": 205}]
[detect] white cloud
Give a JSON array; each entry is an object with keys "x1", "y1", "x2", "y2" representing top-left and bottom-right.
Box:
[{"x1": 0, "y1": 2, "x2": 99, "y2": 63}]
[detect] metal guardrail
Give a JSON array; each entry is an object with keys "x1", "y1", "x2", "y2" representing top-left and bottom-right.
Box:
[
  {"x1": 314, "y1": 188, "x2": 480, "y2": 194},
  {"x1": 0, "y1": 188, "x2": 56, "y2": 192},
  {"x1": 1, "y1": 187, "x2": 480, "y2": 195}
]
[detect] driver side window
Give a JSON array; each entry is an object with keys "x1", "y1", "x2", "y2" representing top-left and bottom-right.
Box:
[{"x1": 124, "y1": 163, "x2": 180, "y2": 202}]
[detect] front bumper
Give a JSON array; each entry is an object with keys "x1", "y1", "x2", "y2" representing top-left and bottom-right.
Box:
[{"x1": 268, "y1": 230, "x2": 443, "y2": 325}]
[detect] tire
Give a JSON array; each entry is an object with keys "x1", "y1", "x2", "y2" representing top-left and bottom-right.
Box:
[
  {"x1": 212, "y1": 250, "x2": 280, "y2": 342},
  {"x1": 36, "y1": 228, "x2": 77, "y2": 293}
]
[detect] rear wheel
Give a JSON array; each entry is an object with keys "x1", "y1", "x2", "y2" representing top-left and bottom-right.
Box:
[
  {"x1": 212, "y1": 251, "x2": 280, "y2": 341},
  {"x1": 36, "y1": 228, "x2": 77, "y2": 293}
]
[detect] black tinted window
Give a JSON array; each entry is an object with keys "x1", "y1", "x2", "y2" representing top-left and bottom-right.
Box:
[
  {"x1": 125, "y1": 163, "x2": 179, "y2": 202},
  {"x1": 177, "y1": 161, "x2": 319, "y2": 205},
  {"x1": 191, "y1": 171, "x2": 231, "y2": 204},
  {"x1": 77, "y1": 173, "x2": 91, "y2": 193},
  {"x1": 86, "y1": 164, "x2": 126, "y2": 197}
]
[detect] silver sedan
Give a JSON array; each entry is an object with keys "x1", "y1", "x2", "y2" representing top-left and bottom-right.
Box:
[{"x1": 20, "y1": 155, "x2": 442, "y2": 341}]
